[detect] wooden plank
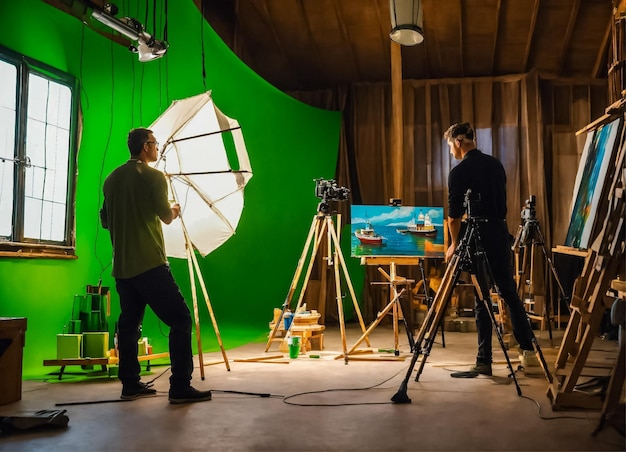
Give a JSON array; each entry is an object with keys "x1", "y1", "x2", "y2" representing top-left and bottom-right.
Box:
[
  {"x1": 233, "y1": 357, "x2": 289, "y2": 364},
  {"x1": 43, "y1": 358, "x2": 108, "y2": 366},
  {"x1": 362, "y1": 256, "x2": 422, "y2": 266},
  {"x1": 233, "y1": 354, "x2": 283, "y2": 362},
  {"x1": 343, "y1": 356, "x2": 407, "y2": 362}
]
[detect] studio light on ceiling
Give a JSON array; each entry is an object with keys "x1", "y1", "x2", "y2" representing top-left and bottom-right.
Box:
[
  {"x1": 92, "y1": 8, "x2": 168, "y2": 62},
  {"x1": 389, "y1": 0, "x2": 424, "y2": 46}
]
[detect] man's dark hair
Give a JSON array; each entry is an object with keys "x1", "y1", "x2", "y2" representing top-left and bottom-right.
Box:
[
  {"x1": 444, "y1": 122, "x2": 475, "y2": 141},
  {"x1": 127, "y1": 128, "x2": 152, "y2": 157}
]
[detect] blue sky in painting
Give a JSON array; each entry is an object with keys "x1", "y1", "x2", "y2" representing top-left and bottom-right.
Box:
[{"x1": 351, "y1": 205, "x2": 445, "y2": 227}]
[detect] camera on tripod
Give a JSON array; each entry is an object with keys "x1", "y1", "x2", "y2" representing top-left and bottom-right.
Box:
[
  {"x1": 521, "y1": 195, "x2": 537, "y2": 222},
  {"x1": 314, "y1": 178, "x2": 349, "y2": 214},
  {"x1": 315, "y1": 178, "x2": 350, "y2": 202}
]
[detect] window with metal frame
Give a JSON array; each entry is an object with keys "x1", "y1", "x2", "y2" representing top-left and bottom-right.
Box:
[{"x1": 0, "y1": 47, "x2": 79, "y2": 258}]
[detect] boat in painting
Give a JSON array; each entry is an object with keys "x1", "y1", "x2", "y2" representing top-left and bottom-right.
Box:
[
  {"x1": 397, "y1": 211, "x2": 437, "y2": 237},
  {"x1": 355, "y1": 221, "x2": 384, "y2": 245}
]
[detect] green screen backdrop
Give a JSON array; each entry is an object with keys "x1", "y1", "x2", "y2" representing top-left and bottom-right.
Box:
[{"x1": 0, "y1": 0, "x2": 364, "y2": 378}]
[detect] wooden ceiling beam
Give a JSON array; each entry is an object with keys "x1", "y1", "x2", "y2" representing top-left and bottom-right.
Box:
[
  {"x1": 556, "y1": 0, "x2": 581, "y2": 76},
  {"x1": 523, "y1": 0, "x2": 540, "y2": 72}
]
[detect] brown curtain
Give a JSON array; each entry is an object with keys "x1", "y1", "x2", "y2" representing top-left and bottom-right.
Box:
[{"x1": 289, "y1": 72, "x2": 606, "y2": 322}]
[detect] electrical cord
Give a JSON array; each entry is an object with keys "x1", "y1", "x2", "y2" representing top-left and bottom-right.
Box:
[{"x1": 281, "y1": 366, "x2": 407, "y2": 407}]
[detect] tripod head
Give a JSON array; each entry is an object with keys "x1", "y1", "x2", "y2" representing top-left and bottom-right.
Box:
[
  {"x1": 463, "y1": 189, "x2": 481, "y2": 220},
  {"x1": 514, "y1": 195, "x2": 539, "y2": 248},
  {"x1": 521, "y1": 195, "x2": 537, "y2": 223}
]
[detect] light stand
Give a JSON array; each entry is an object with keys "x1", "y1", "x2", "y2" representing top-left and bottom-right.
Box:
[{"x1": 169, "y1": 179, "x2": 230, "y2": 377}]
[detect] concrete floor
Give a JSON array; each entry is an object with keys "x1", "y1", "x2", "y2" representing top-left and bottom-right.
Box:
[{"x1": 0, "y1": 323, "x2": 624, "y2": 451}]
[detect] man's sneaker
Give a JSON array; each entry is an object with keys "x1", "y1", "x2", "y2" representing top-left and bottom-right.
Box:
[
  {"x1": 469, "y1": 362, "x2": 492, "y2": 376},
  {"x1": 520, "y1": 349, "x2": 543, "y2": 375},
  {"x1": 121, "y1": 382, "x2": 157, "y2": 400},
  {"x1": 168, "y1": 386, "x2": 212, "y2": 404},
  {"x1": 520, "y1": 349, "x2": 539, "y2": 367}
]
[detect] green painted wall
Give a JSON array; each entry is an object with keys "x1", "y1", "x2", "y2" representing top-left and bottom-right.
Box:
[{"x1": 0, "y1": 0, "x2": 363, "y2": 378}]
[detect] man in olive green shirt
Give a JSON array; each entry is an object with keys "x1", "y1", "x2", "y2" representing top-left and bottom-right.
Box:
[{"x1": 102, "y1": 128, "x2": 212, "y2": 403}]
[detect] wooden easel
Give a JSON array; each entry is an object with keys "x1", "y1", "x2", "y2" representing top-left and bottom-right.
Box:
[
  {"x1": 345, "y1": 257, "x2": 420, "y2": 357},
  {"x1": 547, "y1": 106, "x2": 625, "y2": 410},
  {"x1": 265, "y1": 211, "x2": 370, "y2": 358}
]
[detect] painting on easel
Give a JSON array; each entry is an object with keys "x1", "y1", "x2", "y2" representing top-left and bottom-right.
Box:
[
  {"x1": 565, "y1": 117, "x2": 622, "y2": 249},
  {"x1": 351, "y1": 205, "x2": 445, "y2": 258}
]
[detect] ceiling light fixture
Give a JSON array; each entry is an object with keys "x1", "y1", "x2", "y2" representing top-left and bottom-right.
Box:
[
  {"x1": 92, "y1": 6, "x2": 168, "y2": 62},
  {"x1": 389, "y1": 0, "x2": 424, "y2": 46}
]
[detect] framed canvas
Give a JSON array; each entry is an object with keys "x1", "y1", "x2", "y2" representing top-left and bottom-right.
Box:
[
  {"x1": 564, "y1": 117, "x2": 622, "y2": 249},
  {"x1": 351, "y1": 205, "x2": 445, "y2": 258}
]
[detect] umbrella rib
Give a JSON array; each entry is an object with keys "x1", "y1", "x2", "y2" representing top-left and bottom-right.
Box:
[
  {"x1": 168, "y1": 170, "x2": 251, "y2": 176},
  {"x1": 168, "y1": 127, "x2": 242, "y2": 144},
  {"x1": 170, "y1": 175, "x2": 238, "y2": 234}
]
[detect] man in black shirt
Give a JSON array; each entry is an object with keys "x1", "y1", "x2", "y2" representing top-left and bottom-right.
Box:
[{"x1": 444, "y1": 122, "x2": 538, "y2": 375}]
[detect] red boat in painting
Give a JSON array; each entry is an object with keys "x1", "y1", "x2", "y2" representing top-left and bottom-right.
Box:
[{"x1": 355, "y1": 221, "x2": 384, "y2": 245}]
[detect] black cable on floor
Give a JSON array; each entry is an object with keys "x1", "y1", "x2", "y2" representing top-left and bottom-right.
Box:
[{"x1": 281, "y1": 367, "x2": 406, "y2": 407}]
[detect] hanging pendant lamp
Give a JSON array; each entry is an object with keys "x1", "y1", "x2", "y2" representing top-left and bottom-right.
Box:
[{"x1": 389, "y1": 0, "x2": 424, "y2": 46}]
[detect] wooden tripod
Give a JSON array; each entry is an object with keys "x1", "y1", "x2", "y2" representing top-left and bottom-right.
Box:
[{"x1": 265, "y1": 211, "x2": 369, "y2": 358}]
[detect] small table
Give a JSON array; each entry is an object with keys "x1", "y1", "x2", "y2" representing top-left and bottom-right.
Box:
[
  {"x1": 43, "y1": 352, "x2": 170, "y2": 380},
  {"x1": 268, "y1": 313, "x2": 325, "y2": 354}
]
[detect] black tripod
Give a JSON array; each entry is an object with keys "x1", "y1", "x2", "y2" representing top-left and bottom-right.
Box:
[
  {"x1": 392, "y1": 191, "x2": 553, "y2": 404},
  {"x1": 512, "y1": 196, "x2": 570, "y2": 341}
]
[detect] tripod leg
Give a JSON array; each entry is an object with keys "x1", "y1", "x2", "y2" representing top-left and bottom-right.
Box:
[
  {"x1": 396, "y1": 301, "x2": 415, "y2": 352},
  {"x1": 472, "y1": 251, "x2": 523, "y2": 396},
  {"x1": 265, "y1": 215, "x2": 322, "y2": 352},
  {"x1": 417, "y1": 260, "x2": 444, "y2": 348},
  {"x1": 525, "y1": 318, "x2": 554, "y2": 384},
  {"x1": 471, "y1": 274, "x2": 523, "y2": 395},
  {"x1": 392, "y1": 254, "x2": 462, "y2": 403},
  {"x1": 186, "y1": 245, "x2": 205, "y2": 379},
  {"x1": 328, "y1": 219, "x2": 371, "y2": 346},
  {"x1": 190, "y1": 245, "x2": 231, "y2": 371}
]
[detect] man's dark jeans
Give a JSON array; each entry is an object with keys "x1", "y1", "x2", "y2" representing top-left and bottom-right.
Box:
[
  {"x1": 473, "y1": 222, "x2": 534, "y2": 363},
  {"x1": 116, "y1": 265, "x2": 193, "y2": 390}
]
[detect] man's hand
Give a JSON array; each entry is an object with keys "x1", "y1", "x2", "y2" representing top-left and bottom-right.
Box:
[
  {"x1": 161, "y1": 203, "x2": 181, "y2": 225},
  {"x1": 445, "y1": 244, "x2": 456, "y2": 263},
  {"x1": 171, "y1": 203, "x2": 181, "y2": 220}
]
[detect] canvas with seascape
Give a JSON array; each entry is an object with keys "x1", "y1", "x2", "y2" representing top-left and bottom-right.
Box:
[
  {"x1": 351, "y1": 205, "x2": 445, "y2": 258},
  {"x1": 565, "y1": 117, "x2": 622, "y2": 249}
]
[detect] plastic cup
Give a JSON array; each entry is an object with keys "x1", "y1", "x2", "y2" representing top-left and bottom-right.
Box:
[{"x1": 289, "y1": 336, "x2": 300, "y2": 358}]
